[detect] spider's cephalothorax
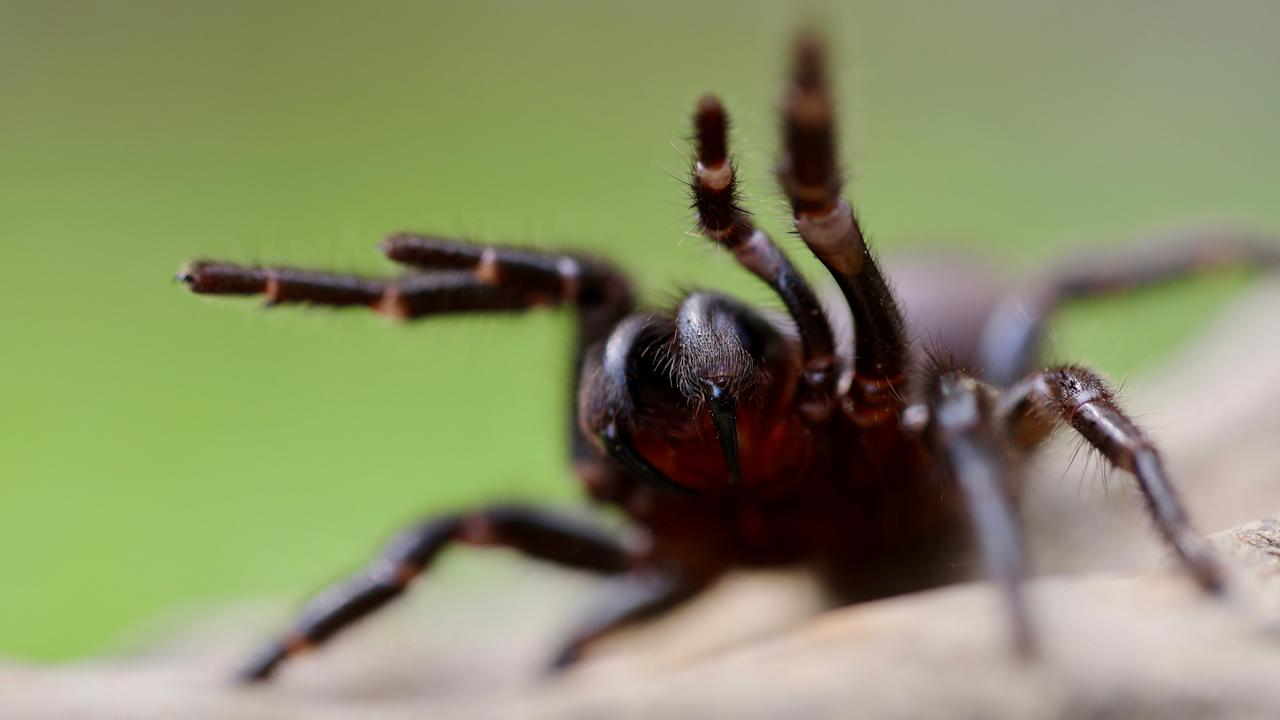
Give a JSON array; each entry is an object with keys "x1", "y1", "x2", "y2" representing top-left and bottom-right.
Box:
[{"x1": 179, "y1": 34, "x2": 1280, "y2": 682}]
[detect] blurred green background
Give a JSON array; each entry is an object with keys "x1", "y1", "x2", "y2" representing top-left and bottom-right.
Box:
[{"x1": 1, "y1": 0, "x2": 1277, "y2": 661}]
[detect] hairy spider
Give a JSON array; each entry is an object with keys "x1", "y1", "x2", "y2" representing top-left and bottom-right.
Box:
[{"x1": 178, "y1": 34, "x2": 1279, "y2": 682}]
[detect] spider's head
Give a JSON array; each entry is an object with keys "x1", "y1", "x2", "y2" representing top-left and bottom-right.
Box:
[{"x1": 601, "y1": 292, "x2": 804, "y2": 495}]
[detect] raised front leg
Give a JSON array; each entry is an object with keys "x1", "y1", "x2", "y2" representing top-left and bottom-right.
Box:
[
  {"x1": 978, "y1": 230, "x2": 1280, "y2": 386},
  {"x1": 179, "y1": 238, "x2": 635, "y2": 478},
  {"x1": 238, "y1": 505, "x2": 634, "y2": 682},
  {"x1": 181, "y1": 241, "x2": 630, "y2": 321},
  {"x1": 776, "y1": 35, "x2": 910, "y2": 417},
  {"x1": 689, "y1": 95, "x2": 839, "y2": 409}
]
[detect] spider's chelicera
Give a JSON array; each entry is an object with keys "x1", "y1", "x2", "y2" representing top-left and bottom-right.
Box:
[{"x1": 179, "y1": 34, "x2": 1278, "y2": 682}]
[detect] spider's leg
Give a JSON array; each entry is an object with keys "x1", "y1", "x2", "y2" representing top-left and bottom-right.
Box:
[
  {"x1": 377, "y1": 236, "x2": 632, "y2": 342},
  {"x1": 178, "y1": 261, "x2": 568, "y2": 319},
  {"x1": 776, "y1": 34, "x2": 909, "y2": 416},
  {"x1": 996, "y1": 366, "x2": 1223, "y2": 592},
  {"x1": 927, "y1": 369, "x2": 1034, "y2": 656},
  {"x1": 180, "y1": 244, "x2": 632, "y2": 328},
  {"x1": 547, "y1": 561, "x2": 716, "y2": 671},
  {"x1": 180, "y1": 246, "x2": 635, "y2": 470},
  {"x1": 236, "y1": 505, "x2": 634, "y2": 683},
  {"x1": 979, "y1": 230, "x2": 1280, "y2": 386},
  {"x1": 689, "y1": 95, "x2": 838, "y2": 407}
]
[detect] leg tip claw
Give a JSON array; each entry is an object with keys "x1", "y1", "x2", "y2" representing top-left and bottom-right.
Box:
[
  {"x1": 545, "y1": 644, "x2": 584, "y2": 676},
  {"x1": 233, "y1": 643, "x2": 288, "y2": 685}
]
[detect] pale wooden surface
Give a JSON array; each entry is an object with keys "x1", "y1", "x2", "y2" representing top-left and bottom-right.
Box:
[{"x1": 5, "y1": 281, "x2": 1279, "y2": 719}]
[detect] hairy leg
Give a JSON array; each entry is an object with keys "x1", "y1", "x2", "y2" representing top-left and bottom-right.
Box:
[
  {"x1": 979, "y1": 230, "x2": 1280, "y2": 386},
  {"x1": 927, "y1": 370, "x2": 1034, "y2": 656},
  {"x1": 180, "y1": 262, "x2": 542, "y2": 319},
  {"x1": 377, "y1": 235, "x2": 632, "y2": 340},
  {"x1": 777, "y1": 34, "x2": 909, "y2": 416},
  {"x1": 996, "y1": 365, "x2": 1223, "y2": 592},
  {"x1": 180, "y1": 239, "x2": 635, "y2": 474},
  {"x1": 238, "y1": 505, "x2": 634, "y2": 682},
  {"x1": 689, "y1": 95, "x2": 838, "y2": 409}
]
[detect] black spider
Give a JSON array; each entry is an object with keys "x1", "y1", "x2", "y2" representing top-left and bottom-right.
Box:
[{"x1": 177, "y1": 33, "x2": 1280, "y2": 682}]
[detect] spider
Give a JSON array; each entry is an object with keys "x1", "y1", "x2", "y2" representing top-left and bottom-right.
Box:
[{"x1": 178, "y1": 33, "x2": 1279, "y2": 682}]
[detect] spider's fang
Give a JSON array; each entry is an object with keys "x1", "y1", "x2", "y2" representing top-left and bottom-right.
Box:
[
  {"x1": 703, "y1": 382, "x2": 742, "y2": 486},
  {"x1": 235, "y1": 636, "x2": 305, "y2": 684}
]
